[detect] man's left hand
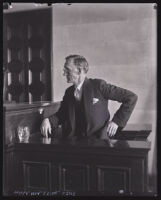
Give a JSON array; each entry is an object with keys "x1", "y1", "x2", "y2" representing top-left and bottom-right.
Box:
[{"x1": 107, "y1": 121, "x2": 118, "y2": 137}]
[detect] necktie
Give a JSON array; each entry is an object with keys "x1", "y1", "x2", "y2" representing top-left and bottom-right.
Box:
[{"x1": 74, "y1": 88, "x2": 80, "y2": 101}]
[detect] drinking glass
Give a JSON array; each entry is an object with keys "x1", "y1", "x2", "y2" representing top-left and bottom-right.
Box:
[{"x1": 17, "y1": 126, "x2": 30, "y2": 142}]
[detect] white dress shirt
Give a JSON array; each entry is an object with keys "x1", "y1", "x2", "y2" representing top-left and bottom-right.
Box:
[{"x1": 74, "y1": 79, "x2": 85, "y2": 101}]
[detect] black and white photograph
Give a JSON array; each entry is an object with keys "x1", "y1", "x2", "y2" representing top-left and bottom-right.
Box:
[{"x1": 3, "y1": 2, "x2": 157, "y2": 197}]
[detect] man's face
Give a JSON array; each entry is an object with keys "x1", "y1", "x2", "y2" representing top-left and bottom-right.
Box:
[{"x1": 63, "y1": 60, "x2": 80, "y2": 85}]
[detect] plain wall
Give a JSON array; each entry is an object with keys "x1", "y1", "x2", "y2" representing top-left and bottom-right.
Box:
[{"x1": 51, "y1": 3, "x2": 157, "y2": 176}]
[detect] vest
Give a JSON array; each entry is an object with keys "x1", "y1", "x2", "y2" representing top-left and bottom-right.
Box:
[{"x1": 74, "y1": 97, "x2": 87, "y2": 138}]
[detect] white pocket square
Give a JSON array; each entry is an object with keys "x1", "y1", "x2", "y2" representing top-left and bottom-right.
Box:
[{"x1": 92, "y1": 98, "x2": 99, "y2": 104}]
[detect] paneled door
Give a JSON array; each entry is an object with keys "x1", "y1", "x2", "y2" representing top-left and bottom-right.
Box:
[{"x1": 3, "y1": 8, "x2": 52, "y2": 102}]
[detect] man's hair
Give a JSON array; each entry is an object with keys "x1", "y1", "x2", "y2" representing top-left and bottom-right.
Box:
[{"x1": 65, "y1": 55, "x2": 89, "y2": 73}]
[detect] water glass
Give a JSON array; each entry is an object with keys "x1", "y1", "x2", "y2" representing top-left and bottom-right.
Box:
[{"x1": 17, "y1": 126, "x2": 30, "y2": 142}]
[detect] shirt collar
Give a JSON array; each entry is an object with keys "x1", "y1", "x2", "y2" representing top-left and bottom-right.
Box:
[{"x1": 75, "y1": 78, "x2": 85, "y2": 91}]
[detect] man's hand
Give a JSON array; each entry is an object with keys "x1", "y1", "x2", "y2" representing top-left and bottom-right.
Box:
[
  {"x1": 107, "y1": 121, "x2": 118, "y2": 137},
  {"x1": 40, "y1": 118, "x2": 52, "y2": 138}
]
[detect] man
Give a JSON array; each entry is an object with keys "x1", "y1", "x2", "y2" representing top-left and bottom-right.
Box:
[{"x1": 41, "y1": 55, "x2": 138, "y2": 140}]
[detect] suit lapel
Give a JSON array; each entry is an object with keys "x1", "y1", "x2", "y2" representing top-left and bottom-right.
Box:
[
  {"x1": 82, "y1": 78, "x2": 94, "y2": 132},
  {"x1": 68, "y1": 86, "x2": 75, "y2": 134}
]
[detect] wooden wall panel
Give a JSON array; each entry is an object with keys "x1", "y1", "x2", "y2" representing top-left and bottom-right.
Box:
[{"x1": 3, "y1": 8, "x2": 52, "y2": 103}]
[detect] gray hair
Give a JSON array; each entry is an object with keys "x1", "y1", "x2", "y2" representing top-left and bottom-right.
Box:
[{"x1": 65, "y1": 55, "x2": 89, "y2": 73}]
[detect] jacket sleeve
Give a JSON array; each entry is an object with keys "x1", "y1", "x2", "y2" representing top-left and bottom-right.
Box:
[
  {"x1": 99, "y1": 80, "x2": 138, "y2": 127},
  {"x1": 48, "y1": 90, "x2": 68, "y2": 129}
]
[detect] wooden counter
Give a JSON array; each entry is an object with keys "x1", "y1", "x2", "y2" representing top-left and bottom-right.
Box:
[{"x1": 4, "y1": 133, "x2": 151, "y2": 196}]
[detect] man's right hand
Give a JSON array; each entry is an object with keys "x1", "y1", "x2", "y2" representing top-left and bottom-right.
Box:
[{"x1": 40, "y1": 118, "x2": 52, "y2": 138}]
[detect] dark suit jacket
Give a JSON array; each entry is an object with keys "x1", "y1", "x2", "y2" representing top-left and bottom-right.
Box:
[{"x1": 49, "y1": 78, "x2": 138, "y2": 139}]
